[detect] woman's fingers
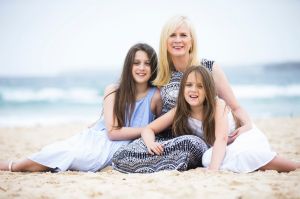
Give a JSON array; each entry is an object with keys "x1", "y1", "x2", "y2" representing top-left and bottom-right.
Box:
[
  {"x1": 228, "y1": 128, "x2": 240, "y2": 144},
  {"x1": 228, "y1": 124, "x2": 252, "y2": 144}
]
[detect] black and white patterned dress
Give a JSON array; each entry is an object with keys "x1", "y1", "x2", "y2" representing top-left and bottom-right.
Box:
[{"x1": 112, "y1": 59, "x2": 214, "y2": 173}]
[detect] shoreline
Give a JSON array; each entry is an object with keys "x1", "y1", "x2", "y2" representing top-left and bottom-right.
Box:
[{"x1": 1, "y1": 117, "x2": 300, "y2": 198}]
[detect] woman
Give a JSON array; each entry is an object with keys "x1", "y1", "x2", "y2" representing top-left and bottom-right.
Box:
[{"x1": 112, "y1": 16, "x2": 252, "y2": 173}]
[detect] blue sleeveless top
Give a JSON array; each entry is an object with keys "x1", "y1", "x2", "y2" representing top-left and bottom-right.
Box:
[
  {"x1": 126, "y1": 87, "x2": 156, "y2": 127},
  {"x1": 95, "y1": 87, "x2": 157, "y2": 130}
]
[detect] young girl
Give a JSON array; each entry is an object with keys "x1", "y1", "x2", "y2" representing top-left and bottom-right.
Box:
[
  {"x1": 141, "y1": 65, "x2": 300, "y2": 173},
  {"x1": 0, "y1": 43, "x2": 162, "y2": 172}
]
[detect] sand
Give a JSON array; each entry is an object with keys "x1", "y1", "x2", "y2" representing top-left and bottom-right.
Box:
[{"x1": 0, "y1": 118, "x2": 300, "y2": 199}]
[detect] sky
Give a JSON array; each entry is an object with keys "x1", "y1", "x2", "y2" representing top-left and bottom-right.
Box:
[{"x1": 0, "y1": 0, "x2": 300, "y2": 76}]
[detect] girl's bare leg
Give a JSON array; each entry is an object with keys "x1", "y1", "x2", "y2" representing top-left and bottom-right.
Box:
[
  {"x1": 260, "y1": 155, "x2": 300, "y2": 172},
  {"x1": 0, "y1": 159, "x2": 50, "y2": 172}
]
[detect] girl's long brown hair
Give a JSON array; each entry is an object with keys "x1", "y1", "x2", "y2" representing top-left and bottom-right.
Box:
[
  {"x1": 104, "y1": 43, "x2": 158, "y2": 128},
  {"x1": 172, "y1": 65, "x2": 217, "y2": 145}
]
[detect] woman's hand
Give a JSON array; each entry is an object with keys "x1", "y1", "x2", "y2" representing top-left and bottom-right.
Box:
[{"x1": 227, "y1": 124, "x2": 252, "y2": 144}]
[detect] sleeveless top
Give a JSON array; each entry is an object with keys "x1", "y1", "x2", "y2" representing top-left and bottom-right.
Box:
[
  {"x1": 126, "y1": 87, "x2": 157, "y2": 127},
  {"x1": 188, "y1": 112, "x2": 237, "y2": 146},
  {"x1": 160, "y1": 58, "x2": 214, "y2": 114},
  {"x1": 96, "y1": 87, "x2": 157, "y2": 130}
]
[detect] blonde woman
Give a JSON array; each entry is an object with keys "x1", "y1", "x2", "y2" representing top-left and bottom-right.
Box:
[{"x1": 112, "y1": 16, "x2": 251, "y2": 173}]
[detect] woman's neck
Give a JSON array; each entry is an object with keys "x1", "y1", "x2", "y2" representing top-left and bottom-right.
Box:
[
  {"x1": 135, "y1": 83, "x2": 149, "y2": 100},
  {"x1": 171, "y1": 54, "x2": 190, "y2": 72}
]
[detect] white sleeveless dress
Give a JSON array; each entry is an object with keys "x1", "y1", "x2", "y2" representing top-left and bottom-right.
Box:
[
  {"x1": 188, "y1": 113, "x2": 276, "y2": 173},
  {"x1": 28, "y1": 87, "x2": 157, "y2": 172}
]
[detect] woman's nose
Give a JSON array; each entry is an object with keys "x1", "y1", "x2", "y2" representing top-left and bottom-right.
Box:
[{"x1": 174, "y1": 35, "x2": 181, "y2": 42}]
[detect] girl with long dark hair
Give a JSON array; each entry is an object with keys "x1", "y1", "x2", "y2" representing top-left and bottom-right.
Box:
[{"x1": 0, "y1": 43, "x2": 162, "y2": 172}]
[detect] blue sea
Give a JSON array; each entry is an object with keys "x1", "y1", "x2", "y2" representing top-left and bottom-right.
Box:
[{"x1": 0, "y1": 63, "x2": 300, "y2": 127}]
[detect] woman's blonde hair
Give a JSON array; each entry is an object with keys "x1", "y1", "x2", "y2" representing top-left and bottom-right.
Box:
[{"x1": 153, "y1": 15, "x2": 200, "y2": 87}]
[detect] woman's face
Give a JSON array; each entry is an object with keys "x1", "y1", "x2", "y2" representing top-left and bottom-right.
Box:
[
  {"x1": 167, "y1": 23, "x2": 192, "y2": 58},
  {"x1": 131, "y1": 50, "x2": 151, "y2": 85},
  {"x1": 184, "y1": 72, "x2": 206, "y2": 108}
]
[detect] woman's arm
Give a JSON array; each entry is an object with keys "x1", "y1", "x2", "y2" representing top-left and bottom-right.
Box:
[
  {"x1": 141, "y1": 108, "x2": 176, "y2": 155},
  {"x1": 103, "y1": 84, "x2": 143, "y2": 141},
  {"x1": 208, "y1": 99, "x2": 229, "y2": 171},
  {"x1": 212, "y1": 63, "x2": 252, "y2": 142}
]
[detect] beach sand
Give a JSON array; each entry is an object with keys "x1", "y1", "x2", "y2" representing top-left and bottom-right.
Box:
[{"x1": 1, "y1": 118, "x2": 300, "y2": 199}]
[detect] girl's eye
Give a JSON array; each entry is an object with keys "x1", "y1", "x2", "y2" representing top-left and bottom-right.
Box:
[
  {"x1": 197, "y1": 84, "x2": 203, "y2": 88},
  {"x1": 133, "y1": 59, "x2": 141, "y2": 64},
  {"x1": 185, "y1": 83, "x2": 192, "y2": 87},
  {"x1": 145, "y1": 62, "x2": 150, "y2": 66}
]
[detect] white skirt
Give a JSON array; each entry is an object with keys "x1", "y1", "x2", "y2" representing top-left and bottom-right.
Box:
[
  {"x1": 28, "y1": 122, "x2": 130, "y2": 172},
  {"x1": 202, "y1": 125, "x2": 276, "y2": 173}
]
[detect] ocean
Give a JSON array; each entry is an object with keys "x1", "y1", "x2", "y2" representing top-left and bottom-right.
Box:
[{"x1": 1, "y1": 63, "x2": 299, "y2": 127}]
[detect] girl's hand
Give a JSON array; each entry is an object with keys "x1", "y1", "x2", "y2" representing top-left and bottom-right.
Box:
[
  {"x1": 146, "y1": 142, "x2": 164, "y2": 155},
  {"x1": 207, "y1": 166, "x2": 219, "y2": 172},
  {"x1": 227, "y1": 124, "x2": 252, "y2": 144}
]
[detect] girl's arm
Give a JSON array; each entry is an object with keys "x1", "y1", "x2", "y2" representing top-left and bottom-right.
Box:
[
  {"x1": 212, "y1": 63, "x2": 252, "y2": 142},
  {"x1": 103, "y1": 84, "x2": 143, "y2": 141},
  {"x1": 151, "y1": 89, "x2": 163, "y2": 117},
  {"x1": 208, "y1": 99, "x2": 229, "y2": 171},
  {"x1": 141, "y1": 108, "x2": 176, "y2": 155}
]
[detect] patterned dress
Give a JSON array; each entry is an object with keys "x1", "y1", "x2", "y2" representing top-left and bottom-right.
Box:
[{"x1": 112, "y1": 59, "x2": 213, "y2": 173}]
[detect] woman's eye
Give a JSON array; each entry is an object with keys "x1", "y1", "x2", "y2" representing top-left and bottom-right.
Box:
[
  {"x1": 185, "y1": 83, "x2": 192, "y2": 87},
  {"x1": 197, "y1": 84, "x2": 203, "y2": 88},
  {"x1": 170, "y1": 33, "x2": 176, "y2": 37},
  {"x1": 133, "y1": 62, "x2": 140, "y2": 65}
]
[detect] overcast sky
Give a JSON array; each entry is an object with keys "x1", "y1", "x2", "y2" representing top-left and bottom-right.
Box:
[{"x1": 0, "y1": 0, "x2": 299, "y2": 76}]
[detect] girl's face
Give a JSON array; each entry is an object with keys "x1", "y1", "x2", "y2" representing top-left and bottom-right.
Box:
[
  {"x1": 167, "y1": 23, "x2": 192, "y2": 58},
  {"x1": 184, "y1": 72, "x2": 206, "y2": 108},
  {"x1": 132, "y1": 50, "x2": 151, "y2": 84}
]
